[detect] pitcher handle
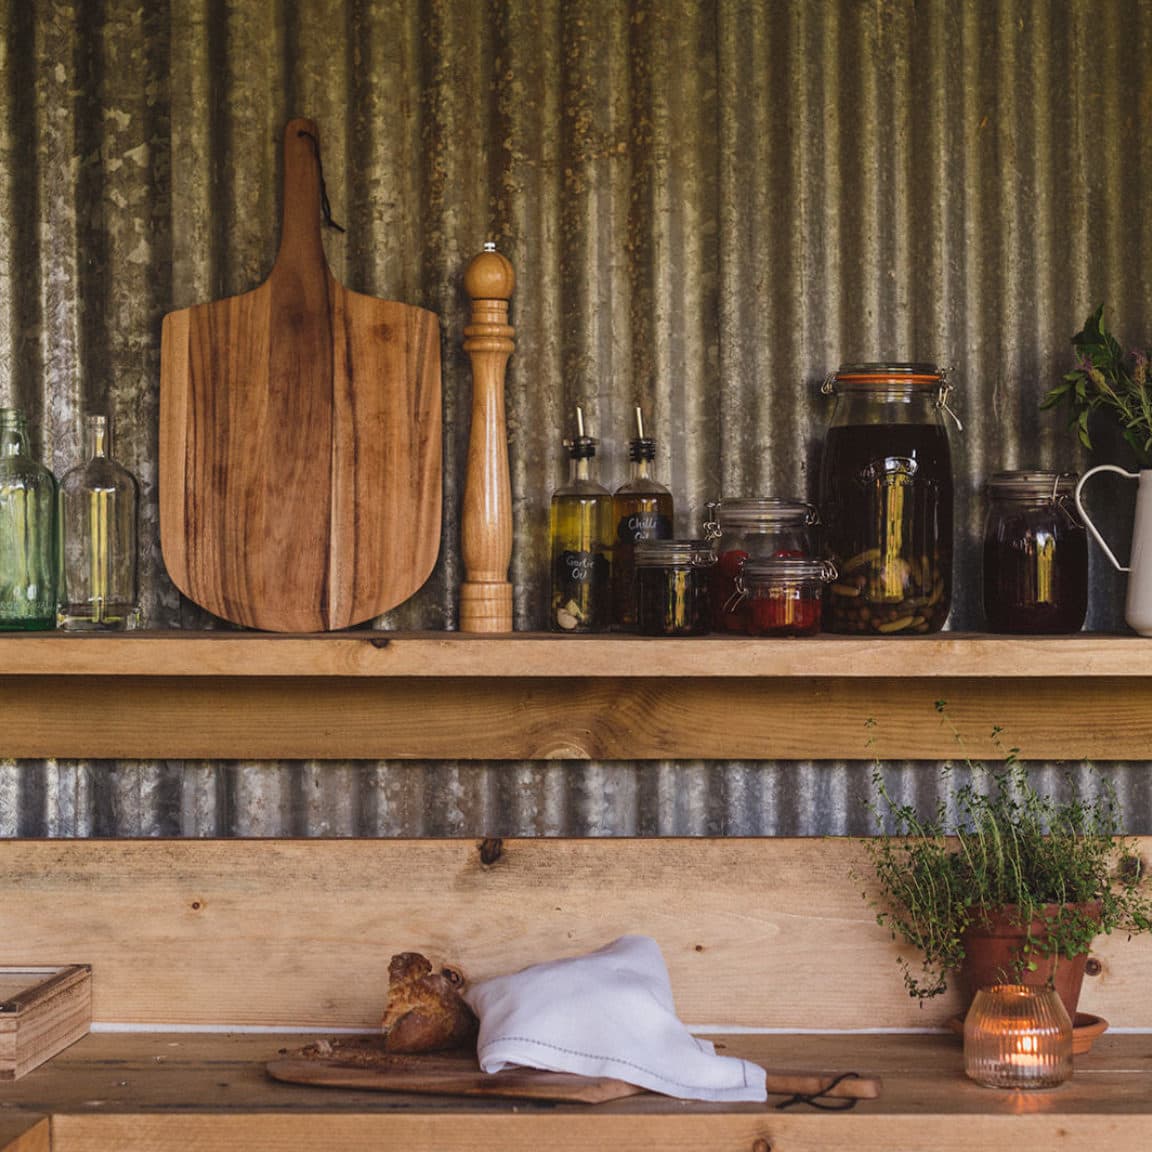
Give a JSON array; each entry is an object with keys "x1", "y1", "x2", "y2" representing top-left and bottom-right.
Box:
[{"x1": 1075, "y1": 464, "x2": 1138, "y2": 573}]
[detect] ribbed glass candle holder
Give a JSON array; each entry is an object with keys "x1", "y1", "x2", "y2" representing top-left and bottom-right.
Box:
[{"x1": 963, "y1": 984, "x2": 1073, "y2": 1089}]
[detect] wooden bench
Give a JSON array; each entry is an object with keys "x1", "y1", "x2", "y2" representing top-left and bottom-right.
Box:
[{"x1": 2, "y1": 634, "x2": 1152, "y2": 1149}]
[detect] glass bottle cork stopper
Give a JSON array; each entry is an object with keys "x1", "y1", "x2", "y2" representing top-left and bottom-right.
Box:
[{"x1": 85, "y1": 414, "x2": 110, "y2": 454}]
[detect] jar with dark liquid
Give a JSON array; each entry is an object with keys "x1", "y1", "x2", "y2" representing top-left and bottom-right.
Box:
[
  {"x1": 819, "y1": 364, "x2": 956, "y2": 634},
  {"x1": 983, "y1": 471, "x2": 1087, "y2": 634},
  {"x1": 634, "y1": 539, "x2": 715, "y2": 636}
]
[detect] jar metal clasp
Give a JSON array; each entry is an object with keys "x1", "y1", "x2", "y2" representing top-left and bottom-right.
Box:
[
  {"x1": 935, "y1": 368, "x2": 964, "y2": 432},
  {"x1": 702, "y1": 499, "x2": 722, "y2": 541},
  {"x1": 726, "y1": 561, "x2": 751, "y2": 614}
]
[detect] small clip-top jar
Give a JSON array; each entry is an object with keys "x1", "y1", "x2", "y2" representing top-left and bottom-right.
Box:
[
  {"x1": 633, "y1": 539, "x2": 715, "y2": 636},
  {"x1": 819, "y1": 363, "x2": 956, "y2": 634},
  {"x1": 983, "y1": 471, "x2": 1087, "y2": 635},
  {"x1": 704, "y1": 497, "x2": 819, "y2": 632},
  {"x1": 737, "y1": 556, "x2": 837, "y2": 637}
]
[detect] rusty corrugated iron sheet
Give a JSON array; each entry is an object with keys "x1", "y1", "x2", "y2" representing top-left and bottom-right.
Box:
[{"x1": 1, "y1": 0, "x2": 1150, "y2": 837}]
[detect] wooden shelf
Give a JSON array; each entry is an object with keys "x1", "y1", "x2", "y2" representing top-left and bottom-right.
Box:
[
  {"x1": 3, "y1": 1031, "x2": 1151, "y2": 1152},
  {"x1": 1, "y1": 632, "x2": 1150, "y2": 760},
  {"x1": 1, "y1": 630, "x2": 1151, "y2": 678}
]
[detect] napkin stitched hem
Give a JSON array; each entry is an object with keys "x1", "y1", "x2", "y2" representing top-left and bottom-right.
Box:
[{"x1": 479, "y1": 1035, "x2": 752, "y2": 1093}]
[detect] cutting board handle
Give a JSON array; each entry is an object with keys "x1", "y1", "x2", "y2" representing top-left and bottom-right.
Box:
[
  {"x1": 275, "y1": 117, "x2": 328, "y2": 275},
  {"x1": 460, "y1": 244, "x2": 516, "y2": 632}
]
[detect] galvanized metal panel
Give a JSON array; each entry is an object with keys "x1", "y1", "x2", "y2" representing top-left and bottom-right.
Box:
[{"x1": 0, "y1": 0, "x2": 1151, "y2": 838}]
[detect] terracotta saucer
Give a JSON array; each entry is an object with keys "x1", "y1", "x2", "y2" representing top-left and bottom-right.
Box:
[{"x1": 947, "y1": 1012, "x2": 1108, "y2": 1056}]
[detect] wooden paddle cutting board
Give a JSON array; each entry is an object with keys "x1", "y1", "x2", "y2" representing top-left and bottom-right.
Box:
[
  {"x1": 267, "y1": 1050, "x2": 644, "y2": 1104},
  {"x1": 265, "y1": 1042, "x2": 882, "y2": 1106},
  {"x1": 160, "y1": 118, "x2": 441, "y2": 631}
]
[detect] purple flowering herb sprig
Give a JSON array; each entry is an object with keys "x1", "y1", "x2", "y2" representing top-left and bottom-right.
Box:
[{"x1": 1042, "y1": 305, "x2": 1152, "y2": 468}]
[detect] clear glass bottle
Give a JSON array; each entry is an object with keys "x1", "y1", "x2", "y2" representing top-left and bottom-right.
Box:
[
  {"x1": 613, "y1": 407, "x2": 674, "y2": 630},
  {"x1": 819, "y1": 363, "x2": 956, "y2": 634},
  {"x1": 549, "y1": 406, "x2": 613, "y2": 632},
  {"x1": 983, "y1": 471, "x2": 1087, "y2": 634},
  {"x1": 0, "y1": 408, "x2": 58, "y2": 630},
  {"x1": 58, "y1": 414, "x2": 139, "y2": 630}
]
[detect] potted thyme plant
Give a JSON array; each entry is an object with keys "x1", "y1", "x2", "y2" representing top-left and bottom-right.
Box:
[{"x1": 862, "y1": 718, "x2": 1152, "y2": 1019}]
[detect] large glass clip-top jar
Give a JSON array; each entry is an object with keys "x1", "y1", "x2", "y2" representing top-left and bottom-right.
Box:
[
  {"x1": 703, "y1": 497, "x2": 819, "y2": 632},
  {"x1": 983, "y1": 471, "x2": 1087, "y2": 634},
  {"x1": 633, "y1": 539, "x2": 715, "y2": 636},
  {"x1": 819, "y1": 364, "x2": 957, "y2": 634}
]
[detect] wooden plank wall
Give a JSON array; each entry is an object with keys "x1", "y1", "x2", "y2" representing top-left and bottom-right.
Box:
[{"x1": 4, "y1": 838, "x2": 1150, "y2": 1030}]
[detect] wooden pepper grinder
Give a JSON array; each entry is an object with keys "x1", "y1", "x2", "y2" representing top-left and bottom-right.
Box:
[{"x1": 460, "y1": 243, "x2": 515, "y2": 632}]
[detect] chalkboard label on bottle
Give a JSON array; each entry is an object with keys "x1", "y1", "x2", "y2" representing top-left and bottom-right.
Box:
[
  {"x1": 560, "y1": 549, "x2": 607, "y2": 585},
  {"x1": 617, "y1": 513, "x2": 673, "y2": 542}
]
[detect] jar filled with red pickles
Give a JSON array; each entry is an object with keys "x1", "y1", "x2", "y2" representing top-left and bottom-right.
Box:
[
  {"x1": 819, "y1": 363, "x2": 957, "y2": 634},
  {"x1": 737, "y1": 557, "x2": 838, "y2": 636},
  {"x1": 703, "y1": 498, "x2": 819, "y2": 632}
]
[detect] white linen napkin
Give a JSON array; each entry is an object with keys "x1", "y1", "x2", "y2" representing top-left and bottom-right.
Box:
[{"x1": 463, "y1": 934, "x2": 767, "y2": 1102}]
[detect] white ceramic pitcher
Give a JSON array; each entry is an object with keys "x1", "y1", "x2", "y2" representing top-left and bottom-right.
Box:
[{"x1": 1075, "y1": 466, "x2": 1152, "y2": 635}]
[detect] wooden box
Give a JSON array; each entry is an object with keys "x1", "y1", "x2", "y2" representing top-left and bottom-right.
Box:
[{"x1": 0, "y1": 965, "x2": 91, "y2": 1080}]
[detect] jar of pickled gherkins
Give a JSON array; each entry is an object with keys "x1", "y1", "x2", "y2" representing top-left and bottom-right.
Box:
[
  {"x1": 983, "y1": 471, "x2": 1087, "y2": 634},
  {"x1": 633, "y1": 539, "x2": 716, "y2": 636},
  {"x1": 819, "y1": 364, "x2": 957, "y2": 634},
  {"x1": 703, "y1": 497, "x2": 819, "y2": 632},
  {"x1": 736, "y1": 556, "x2": 838, "y2": 637}
]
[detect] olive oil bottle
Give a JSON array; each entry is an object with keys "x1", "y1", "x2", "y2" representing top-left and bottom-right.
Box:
[
  {"x1": 549, "y1": 406, "x2": 613, "y2": 632},
  {"x1": 612, "y1": 407, "x2": 673, "y2": 630}
]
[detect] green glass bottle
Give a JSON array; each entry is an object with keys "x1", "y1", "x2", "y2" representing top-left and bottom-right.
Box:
[
  {"x1": 549, "y1": 405, "x2": 613, "y2": 632},
  {"x1": 0, "y1": 408, "x2": 58, "y2": 630}
]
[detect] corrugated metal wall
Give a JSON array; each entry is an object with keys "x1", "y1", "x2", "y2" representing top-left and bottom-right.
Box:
[{"x1": 1, "y1": 0, "x2": 1151, "y2": 837}]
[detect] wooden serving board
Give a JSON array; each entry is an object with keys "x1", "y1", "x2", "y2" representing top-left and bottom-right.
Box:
[
  {"x1": 160, "y1": 117, "x2": 441, "y2": 632},
  {"x1": 267, "y1": 1051, "x2": 643, "y2": 1104},
  {"x1": 266, "y1": 1043, "x2": 882, "y2": 1105}
]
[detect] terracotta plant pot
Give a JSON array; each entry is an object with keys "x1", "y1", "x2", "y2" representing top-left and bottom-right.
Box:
[{"x1": 958, "y1": 902, "x2": 1101, "y2": 1019}]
